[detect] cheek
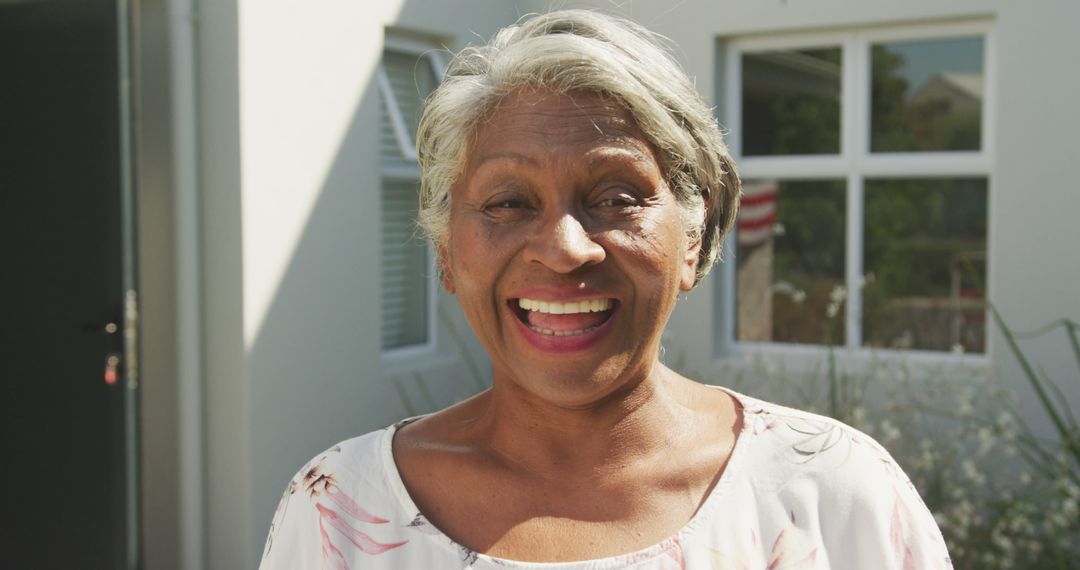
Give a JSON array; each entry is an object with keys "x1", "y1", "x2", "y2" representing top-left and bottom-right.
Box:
[
  {"x1": 610, "y1": 216, "x2": 686, "y2": 273},
  {"x1": 449, "y1": 222, "x2": 518, "y2": 277},
  {"x1": 603, "y1": 236, "x2": 680, "y2": 310},
  {"x1": 445, "y1": 220, "x2": 522, "y2": 318}
]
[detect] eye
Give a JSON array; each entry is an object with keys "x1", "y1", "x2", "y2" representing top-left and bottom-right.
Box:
[
  {"x1": 592, "y1": 188, "x2": 642, "y2": 209},
  {"x1": 481, "y1": 192, "x2": 535, "y2": 221},
  {"x1": 486, "y1": 198, "x2": 529, "y2": 210},
  {"x1": 595, "y1": 196, "x2": 635, "y2": 208}
]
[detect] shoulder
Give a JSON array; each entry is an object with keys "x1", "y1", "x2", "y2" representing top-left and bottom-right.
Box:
[
  {"x1": 724, "y1": 389, "x2": 952, "y2": 568},
  {"x1": 259, "y1": 427, "x2": 416, "y2": 569},
  {"x1": 730, "y1": 390, "x2": 906, "y2": 485}
]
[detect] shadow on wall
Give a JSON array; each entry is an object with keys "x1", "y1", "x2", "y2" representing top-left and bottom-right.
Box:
[
  {"x1": 245, "y1": 0, "x2": 503, "y2": 557},
  {"x1": 245, "y1": 52, "x2": 492, "y2": 458}
]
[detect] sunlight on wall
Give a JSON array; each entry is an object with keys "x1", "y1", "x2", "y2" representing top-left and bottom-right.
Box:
[{"x1": 239, "y1": 2, "x2": 408, "y2": 348}]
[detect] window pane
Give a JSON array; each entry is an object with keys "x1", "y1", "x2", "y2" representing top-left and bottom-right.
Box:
[
  {"x1": 741, "y1": 47, "x2": 842, "y2": 156},
  {"x1": 736, "y1": 179, "x2": 846, "y2": 346},
  {"x1": 862, "y1": 178, "x2": 987, "y2": 353},
  {"x1": 382, "y1": 50, "x2": 438, "y2": 142},
  {"x1": 381, "y1": 178, "x2": 429, "y2": 349},
  {"x1": 870, "y1": 37, "x2": 984, "y2": 152},
  {"x1": 380, "y1": 47, "x2": 440, "y2": 351}
]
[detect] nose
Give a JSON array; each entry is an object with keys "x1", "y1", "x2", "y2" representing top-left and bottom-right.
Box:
[{"x1": 523, "y1": 211, "x2": 606, "y2": 273}]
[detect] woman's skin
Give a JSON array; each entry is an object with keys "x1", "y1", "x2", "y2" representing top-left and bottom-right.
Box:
[{"x1": 393, "y1": 88, "x2": 741, "y2": 562}]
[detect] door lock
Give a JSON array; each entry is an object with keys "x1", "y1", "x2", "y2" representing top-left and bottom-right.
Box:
[{"x1": 104, "y1": 353, "x2": 121, "y2": 385}]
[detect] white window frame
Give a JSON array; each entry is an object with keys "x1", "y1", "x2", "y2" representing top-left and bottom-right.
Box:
[
  {"x1": 719, "y1": 20, "x2": 996, "y2": 367},
  {"x1": 379, "y1": 36, "x2": 447, "y2": 360}
]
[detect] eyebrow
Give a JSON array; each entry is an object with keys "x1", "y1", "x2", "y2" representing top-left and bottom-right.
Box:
[
  {"x1": 473, "y1": 145, "x2": 655, "y2": 170},
  {"x1": 471, "y1": 152, "x2": 540, "y2": 169},
  {"x1": 584, "y1": 145, "x2": 656, "y2": 169}
]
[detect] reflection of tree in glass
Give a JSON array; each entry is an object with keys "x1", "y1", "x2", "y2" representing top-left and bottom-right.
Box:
[
  {"x1": 871, "y1": 44, "x2": 981, "y2": 152},
  {"x1": 742, "y1": 48, "x2": 841, "y2": 155},
  {"x1": 775, "y1": 183, "x2": 845, "y2": 279},
  {"x1": 769, "y1": 89, "x2": 841, "y2": 155},
  {"x1": 771, "y1": 181, "x2": 846, "y2": 345},
  {"x1": 862, "y1": 178, "x2": 988, "y2": 351}
]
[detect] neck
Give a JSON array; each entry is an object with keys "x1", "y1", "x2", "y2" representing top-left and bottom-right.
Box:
[{"x1": 474, "y1": 362, "x2": 695, "y2": 478}]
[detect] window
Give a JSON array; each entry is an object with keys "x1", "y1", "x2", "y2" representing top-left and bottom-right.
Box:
[
  {"x1": 378, "y1": 38, "x2": 445, "y2": 352},
  {"x1": 724, "y1": 22, "x2": 992, "y2": 355}
]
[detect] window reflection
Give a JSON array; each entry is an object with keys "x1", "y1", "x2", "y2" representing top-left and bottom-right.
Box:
[
  {"x1": 736, "y1": 179, "x2": 847, "y2": 346},
  {"x1": 871, "y1": 37, "x2": 984, "y2": 152},
  {"x1": 741, "y1": 47, "x2": 842, "y2": 156},
  {"x1": 862, "y1": 178, "x2": 988, "y2": 352}
]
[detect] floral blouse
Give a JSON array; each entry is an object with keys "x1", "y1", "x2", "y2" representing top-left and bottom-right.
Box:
[{"x1": 260, "y1": 388, "x2": 952, "y2": 569}]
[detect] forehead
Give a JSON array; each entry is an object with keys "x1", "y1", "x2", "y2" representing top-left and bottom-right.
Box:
[{"x1": 467, "y1": 89, "x2": 655, "y2": 164}]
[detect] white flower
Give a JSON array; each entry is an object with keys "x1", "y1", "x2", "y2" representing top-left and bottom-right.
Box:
[
  {"x1": 851, "y1": 406, "x2": 867, "y2": 427},
  {"x1": 829, "y1": 284, "x2": 847, "y2": 303},
  {"x1": 961, "y1": 459, "x2": 986, "y2": 486},
  {"x1": 879, "y1": 420, "x2": 901, "y2": 444},
  {"x1": 1061, "y1": 497, "x2": 1078, "y2": 518},
  {"x1": 976, "y1": 427, "x2": 995, "y2": 455}
]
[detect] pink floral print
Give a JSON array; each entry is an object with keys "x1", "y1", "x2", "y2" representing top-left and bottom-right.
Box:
[
  {"x1": 263, "y1": 450, "x2": 406, "y2": 569},
  {"x1": 708, "y1": 512, "x2": 818, "y2": 570},
  {"x1": 260, "y1": 389, "x2": 952, "y2": 569}
]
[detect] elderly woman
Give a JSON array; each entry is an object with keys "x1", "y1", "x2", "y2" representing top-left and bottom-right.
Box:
[{"x1": 261, "y1": 10, "x2": 950, "y2": 569}]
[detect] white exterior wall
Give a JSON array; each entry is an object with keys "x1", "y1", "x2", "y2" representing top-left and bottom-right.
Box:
[
  {"x1": 196, "y1": 1, "x2": 522, "y2": 567},
  {"x1": 181, "y1": 0, "x2": 1078, "y2": 567}
]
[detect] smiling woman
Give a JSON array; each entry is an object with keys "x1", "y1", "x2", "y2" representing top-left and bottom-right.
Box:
[{"x1": 260, "y1": 10, "x2": 952, "y2": 569}]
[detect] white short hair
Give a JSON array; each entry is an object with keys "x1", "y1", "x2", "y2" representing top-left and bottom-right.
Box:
[{"x1": 416, "y1": 9, "x2": 741, "y2": 286}]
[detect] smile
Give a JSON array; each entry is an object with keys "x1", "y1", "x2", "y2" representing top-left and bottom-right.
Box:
[{"x1": 511, "y1": 297, "x2": 617, "y2": 337}]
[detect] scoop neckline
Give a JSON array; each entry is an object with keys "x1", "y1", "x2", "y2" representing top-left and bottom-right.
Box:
[{"x1": 379, "y1": 385, "x2": 757, "y2": 569}]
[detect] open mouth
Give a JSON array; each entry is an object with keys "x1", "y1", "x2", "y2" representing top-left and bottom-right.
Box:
[{"x1": 509, "y1": 297, "x2": 618, "y2": 337}]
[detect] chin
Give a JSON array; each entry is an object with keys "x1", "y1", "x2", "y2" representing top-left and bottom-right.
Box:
[{"x1": 498, "y1": 355, "x2": 653, "y2": 409}]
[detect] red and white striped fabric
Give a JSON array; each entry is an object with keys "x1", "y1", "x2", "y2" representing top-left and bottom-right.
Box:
[{"x1": 737, "y1": 180, "x2": 778, "y2": 247}]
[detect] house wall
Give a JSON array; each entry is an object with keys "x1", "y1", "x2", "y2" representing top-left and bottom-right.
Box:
[
  {"x1": 175, "y1": 0, "x2": 1078, "y2": 567},
  {"x1": 193, "y1": 1, "x2": 523, "y2": 567}
]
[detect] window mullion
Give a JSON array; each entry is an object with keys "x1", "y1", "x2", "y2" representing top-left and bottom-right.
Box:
[
  {"x1": 726, "y1": 45, "x2": 743, "y2": 160},
  {"x1": 719, "y1": 43, "x2": 743, "y2": 353},
  {"x1": 845, "y1": 174, "x2": 864, "y2": 349},
  {"x1": 981, "y1": 26, "x2": 996, "y2": 161},
  {"x1": 844, "y1": 33, "x2": 865, "y2": 349}
]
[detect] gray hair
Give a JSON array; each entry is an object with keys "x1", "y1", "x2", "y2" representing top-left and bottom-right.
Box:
[{"x1": 415, "y1": 9, "x2": 740, "y2": 287}]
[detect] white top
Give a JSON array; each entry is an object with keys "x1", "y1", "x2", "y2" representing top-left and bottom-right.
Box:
[{"x1": 259, "y1": 388, "x2": 952, "y2": 569}]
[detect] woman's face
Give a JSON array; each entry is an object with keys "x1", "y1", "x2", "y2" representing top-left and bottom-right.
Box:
[{"x1": 443, "y1": 88, "x2": 700, "y2": 408}]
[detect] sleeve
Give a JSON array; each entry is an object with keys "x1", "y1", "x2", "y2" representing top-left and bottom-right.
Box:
[
  {"x1": 259, "y1": 477, "x2": 326, "y2": 570},
  {"x1": 258, "y1": 441, "x2": 412, "y2": 570},
  {"x1": 835, "y1": 436, "x2": 953, "y2": 570}
]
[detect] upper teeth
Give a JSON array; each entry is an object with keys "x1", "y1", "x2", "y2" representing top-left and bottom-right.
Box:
[{"x1": 518, "y1": 298, "x2": 613, "y2": 314}]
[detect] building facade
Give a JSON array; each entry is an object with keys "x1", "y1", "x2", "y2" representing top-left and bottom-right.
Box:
[{"x1": 132, "y1": 0, "x2": 1080, "y2": 567}]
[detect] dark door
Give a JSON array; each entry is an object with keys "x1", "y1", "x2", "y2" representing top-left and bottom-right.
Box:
[{"x1": 0, "y1": 1, "x2": 137, "y2": 568}]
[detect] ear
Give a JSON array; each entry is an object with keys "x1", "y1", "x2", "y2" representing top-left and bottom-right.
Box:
[
  {"x1": 679, "y1": 235, "x2": 701, "y2": 292},
  {"x1": 438, "y1": 243, "x2": 455, "y2": 294}
]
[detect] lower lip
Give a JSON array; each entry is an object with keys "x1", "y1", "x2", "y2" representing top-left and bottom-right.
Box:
[{"x1": 509, "y1": 305, "x2": 617, "y2": 354}]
